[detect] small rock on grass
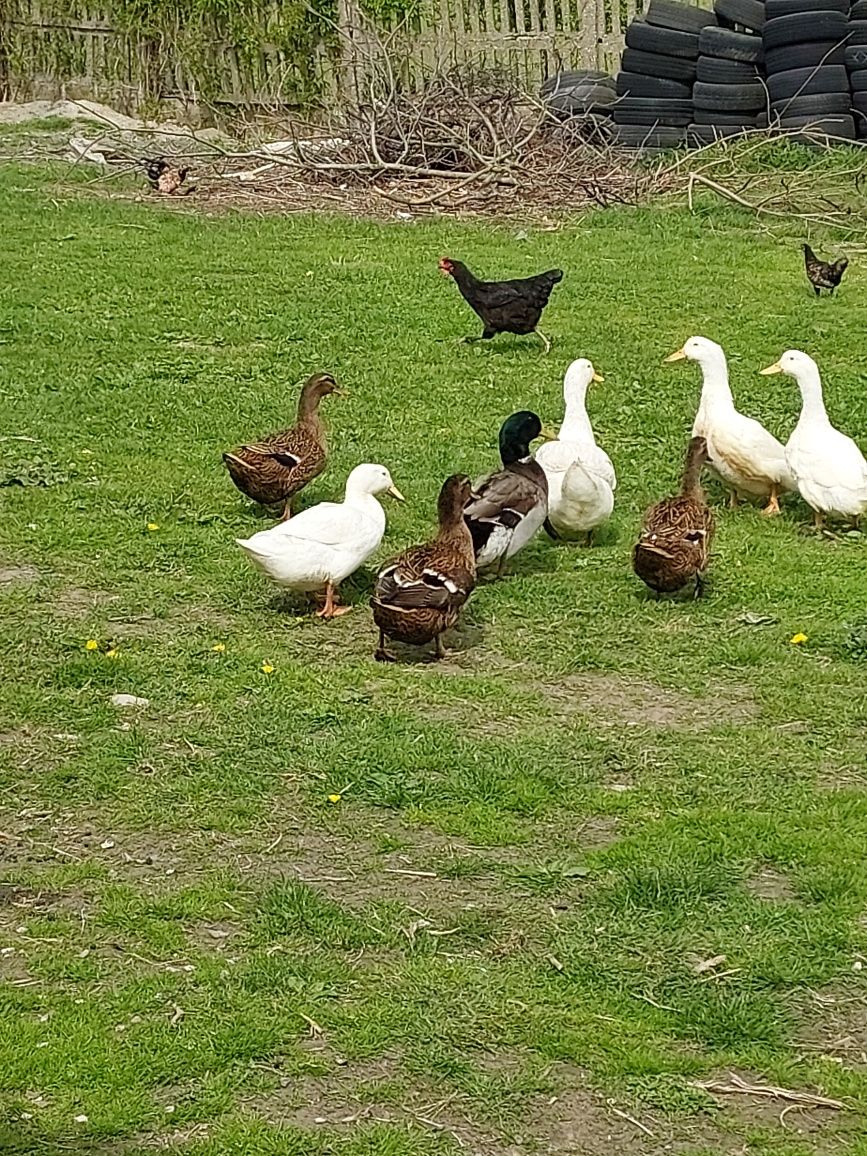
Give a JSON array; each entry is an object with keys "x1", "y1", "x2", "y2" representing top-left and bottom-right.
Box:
[{"x1": 110, "y1": 693, "x2": 149, "y2": 708}]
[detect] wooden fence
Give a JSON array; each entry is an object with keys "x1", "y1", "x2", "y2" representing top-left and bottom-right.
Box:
[{"x1": 2, "y1": 0, "x2": 646, "y2": 116}]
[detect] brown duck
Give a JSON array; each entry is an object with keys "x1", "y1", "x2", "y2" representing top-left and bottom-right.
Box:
[
  {"x1": 633, "y1": 436, "x2": 714, "y2": 599},
  {"x1": 372, "y1": 474, "x2": 476, "y2": 662},
  {"x1": 223, "y1": 373, "x2": 343, "y2": 519}
]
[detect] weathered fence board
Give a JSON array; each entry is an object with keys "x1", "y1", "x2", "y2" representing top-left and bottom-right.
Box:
[{"x1": 2, "y1": 0, "x2": 661, "y2": 116}]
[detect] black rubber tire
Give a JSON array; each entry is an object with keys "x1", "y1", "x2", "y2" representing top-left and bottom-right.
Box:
[
  {"x1": 609, "y1": 124, "x2": 687, "y2": 146},
  {"x1": 761, "y1": 11, "x2": 848, "y2": 49},
  {"x1": 693, "y1": 106, "x2": 761, "y2": 121},
  {"x1": 625, "y1": 22, "x2": 701, "y2": 57},
  {"x1": 693, "y1": 79, "x2": 767, "y2": 108},
  {"x1": 613, "y1": 96, "x2": 694, "y2": 124},
  {"x1": 546, "y1": 88, "x2": 617, "y2": 116},
  {"x1": 766, "y1": 0, "x2": 848, "y2": 12},
  {"x1": 851, "y1": 90, "x2": 867, "y2": 111},
  {"x1": 766, "y1": 64, "x2": 850, "y2": 98},
  {"x1": 646, "y1": 0, "x2": 718, "y2": 32},
  {"x1": 852, "y1": 0, "x2": 867, "y2": 15},
  {"x1": 778, "y1": 112, "x2": 857, "y2": 134},
  {"x1": 772, "y1": 90, "x2": 853, "y2": 113},
  {"x1": 541, "y1": 70, "x2": 615, "y2": 96},
  {"x1": 849, "y1": 67, "x2": 867, "y2": 89},
  {"x1": 766, "y1": 40, "x2": 846, "y2": 70},
  {"x1": 848, "y1": 19, "x2": 867, "y2": 44},
  {"x1": 696, "y1": 54, "x2": 761, "y2": 81},
  {"x1": 621, "y1": 47, "x2": 698, "y2": 79},
  {"x1": 699, "y1": 26, "x2": 765, "y2": 60},
  {"x1": 714, "y1": 0, "x2": 766, "y2": 30},
  {"x1": 615, "y1": 70, "x2": 693, "y2": 97},
  {"x1": 688, "y1": 121, "x2": 756, "y2": 140},
  {"x1": 757, "y1": 109, "x2": 769, "y2": 125},
  {"x1": 847, "y1": 44, "x2": 867, "y2": 67}
]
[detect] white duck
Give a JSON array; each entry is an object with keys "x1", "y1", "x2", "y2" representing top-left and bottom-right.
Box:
[
  {"x1": 236, "y1": 463, "x2": 404, "y2": 617},
  {"x1": 535, "y1": 358, "x2": 616, "y2": 544},
  {"x1": 760, "y1": 350, "x2": 867, "y2": 529},
  {"x1": 665, "y1": 336, "x2": 793, "y2": 515}
]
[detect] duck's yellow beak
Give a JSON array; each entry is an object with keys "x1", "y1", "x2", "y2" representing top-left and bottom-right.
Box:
[
  {"x1": 664, "y1": 348, "x2": 687, "y2": 363},
  {"x1": 759, "y1": 362, "x2": 782, "y2": 376},
  {"x1": 538, "y1": 424, "x2": 558, "y2": 442},
  {"x1": 334, "y1": 387, "x2": 349, "y2": 397},
  {"x1": 387, "y1": 484, "x2": 405, "y2": 501},
  {"x1": 592, "y1": 371, "x2": 605, "y2": 383}
]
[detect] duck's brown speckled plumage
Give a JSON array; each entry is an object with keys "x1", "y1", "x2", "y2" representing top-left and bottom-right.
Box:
[
  {"x1": 372, "y1": 475, "x2": 476, "y2": 661},
  {"x1": 223, "y1": 373, "x2": 340, "y2": 517},
  {"x1": 803, "y1": 243, "x2": 848, "y2": 297},
  {"x1": 633, "y1": 436, "x2": 714, "y2": 598}
]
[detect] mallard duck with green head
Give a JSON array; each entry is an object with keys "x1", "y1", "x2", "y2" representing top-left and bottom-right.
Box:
[{"x1": 464, "y1": 410, "x2": 550, "y2": 576}]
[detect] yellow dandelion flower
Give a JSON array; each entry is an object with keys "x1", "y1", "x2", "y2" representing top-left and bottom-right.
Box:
[
  {"x1": 85, "y1": 639, "x2": 99, "y2": 651},
  {"x1": 790, "y1": 633, "x2": 808, "y2": 645},
  {"x1": 261, "y1": 662, "x2": 274, "y2": 675},
  {"x1": 146, "y1": 523, "x2": 160, "y2": 532},
  {"x1": 211, "y1": 643, "x2": 226, "y2": 653},
  {"x1": 105, "y1": 648, "x2": 119, "y2": 659},
  {"x1": 328, "y1": 793, "x2": 342, "y2": 804}
]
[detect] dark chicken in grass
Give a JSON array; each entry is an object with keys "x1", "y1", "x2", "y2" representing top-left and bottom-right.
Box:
[
  {"x1": 803, "y1": 243, "x2": 848, "y2": 297},
  {"x1": 633, "y1": 436, "x2": 714, "y2": 600},
  {"x1": 372, "y1": 474, "x2": 476, "y2": 662},
  {"x1": 143, "y1": 157, "x2": 192, "y2": 196},
  {"x1": 439, "y1": 257, "x2": 563, "y2": 353}
]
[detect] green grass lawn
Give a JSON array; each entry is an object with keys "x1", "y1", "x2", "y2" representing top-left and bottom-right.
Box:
[{"x1": 2, "y1": 152, "x2": 867, "y2": 1156}]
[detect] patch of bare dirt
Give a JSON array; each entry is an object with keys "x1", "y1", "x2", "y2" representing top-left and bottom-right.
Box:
[
  {"x1": 184, "y1": 920, "x2": 242, "y2": 952},
  {"x1": 544, "y1": 673, "x2": 759, "y2": 731},
  {"x1": 244, "y1": 1058, "x2": 758, "y2": 1155},
  {"x1": 50, "y1": 585, "x2": 119, "y2": 619},
  {"x1": 746, "y1": 867, "x2": 797, "y2": 902},
  {"x1": 0, "y1": 564, "x2": 39, "y2": 584},
  {"x1": 417, "y1": 666, "x2": 759, "y2": 735},
  {"x1": 795, "y1": 988, "x2": 867, "y2": 1070}
]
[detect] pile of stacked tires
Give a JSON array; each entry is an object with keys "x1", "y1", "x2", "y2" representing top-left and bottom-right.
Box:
[
  {"x1": 611, "y1": 0, "x2": 715, "y2": 149},
  {"x1": 541, "y1": 0, "x2": 861, "y2": 151},
  {"x1": 691, "y1": 1, "x2": 766, "y2": 142},
  {"x1": 847, "y1": 0, "x2": 867, "y2": 140},
  {"x1": 761, "y1": 0, "x2": 853, "y2": 139}
]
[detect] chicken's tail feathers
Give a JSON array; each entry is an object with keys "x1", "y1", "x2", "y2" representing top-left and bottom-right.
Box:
[
  {"x1": 803, "y1": 243, "x2": 816, "y2": 261},
  {"x1": 547, "y1": 268, "x2": 564, "y2": 283}
]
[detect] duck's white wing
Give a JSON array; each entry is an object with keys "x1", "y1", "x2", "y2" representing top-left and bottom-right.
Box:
[
  {"x1": 535, "y1": 439, "x2": 578, "y2": 475},
  {"x1": 550, "y1": 462, "x2": 614, "y2": 535},
  {"x1": 537, "y1": 438, "x2": 616, "y2": 491},
  {"x1": 584, "y1": 443, "x2": 617, "y2": 491},
  {"x1": 790, "y1": 428, "x2": 867, "y2": 514},
  {"x1": 709, "y1": 412, "x2": 793, "y2": 489},
  {"x1": 248, "y1": 502, "x2": 364, "y2": 549}
]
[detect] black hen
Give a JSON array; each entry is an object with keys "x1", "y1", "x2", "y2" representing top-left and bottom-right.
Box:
[
  {"x1": 803, "y1": 243, "x2": 847, "y2": 297},
  {"x1": 439, "y1": 257, "x2": 563, "y2": 353}
]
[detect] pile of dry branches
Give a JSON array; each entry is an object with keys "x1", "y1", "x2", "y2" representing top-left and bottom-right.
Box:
[{"x1": 206, "y1": 52, "x2": 666, "y2": 216}]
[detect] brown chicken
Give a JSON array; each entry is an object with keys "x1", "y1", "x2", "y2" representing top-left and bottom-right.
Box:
[
  {"x1": 803, "y1": 243, "x2": 847, "y2": 297},
  {"x1": 143, "y1": 157, "x2": 192, "y2": 196},
  {"x1": 222, "y1": 373, "x2": 342, "y2": 519},
  {"x1": 633, "y1": 436, "x2": 714, "y2": 599},
  {"x1": 439, "y1": 258, "x2": 563, "y2": 353}
]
